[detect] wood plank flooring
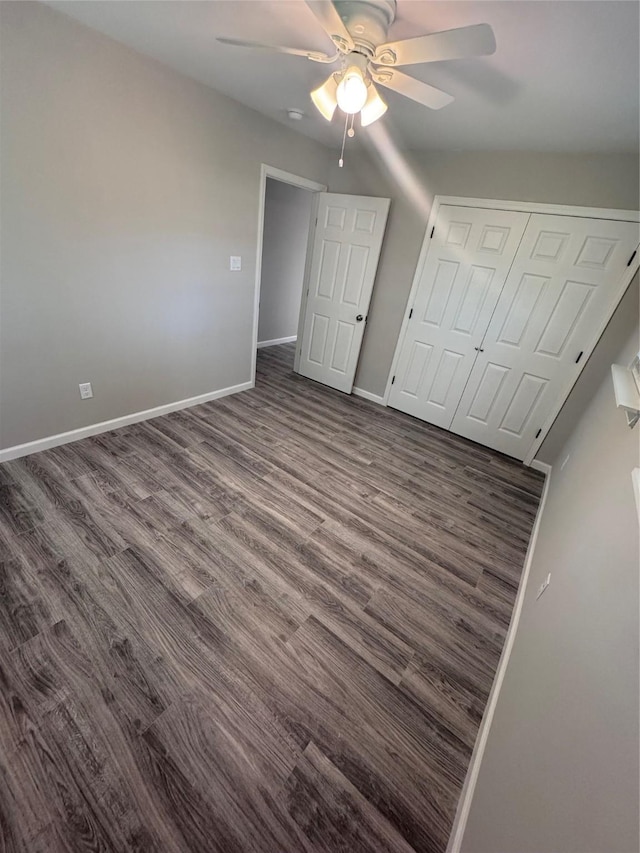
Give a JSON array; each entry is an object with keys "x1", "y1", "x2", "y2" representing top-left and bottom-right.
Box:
[{"x1": 0, "y1": 343, "x2": 544, "y2": 852}]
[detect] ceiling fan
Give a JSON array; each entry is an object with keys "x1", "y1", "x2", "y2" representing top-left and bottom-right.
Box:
[{"x1": 217, "y1": 0, "x2": 496, "y2": 128}]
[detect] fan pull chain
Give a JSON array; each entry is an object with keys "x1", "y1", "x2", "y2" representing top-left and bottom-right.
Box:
[
  {"x1": 348, "y1": 113, "x2": 355, "y2": 138},
  {"x1": 338, "y1": 113, "x2": 349, "y2": 168}
]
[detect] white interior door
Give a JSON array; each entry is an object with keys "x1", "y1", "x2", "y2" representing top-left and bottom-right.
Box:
[
  {"x1": 450, "y1": 214, "x2": 640, "y2": 458},
  {"x1": 297, "y1": 193, "x2": 390, "y2": 393},
  {"x1": 388, "y1": 205, "x2": 530, "y2": 427}
]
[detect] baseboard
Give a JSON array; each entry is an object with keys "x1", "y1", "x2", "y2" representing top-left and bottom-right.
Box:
[
  {"x1": 0, "y1": 380, "x2": 254, "y2": 463},
  {"x1": 446, "y1": 463, "x2": 553, "y2": 853},
  {"x1": 530, "y1": 459, "x2": 552, "y2": 476},
  {"x1": 352, "y1": 386, "x2": 387, "y2": 406},
  {"x1": 256, "y1": 336, "x2": 297, "y2": 349}
]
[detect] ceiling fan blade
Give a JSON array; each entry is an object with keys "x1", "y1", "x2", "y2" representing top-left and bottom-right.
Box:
[
  {"x1": 304, "y1": 1, "x2": 355, "y2": 53},
  {"x1": 216, "y1": 37, "x2": 336, "y2": 63},
  {"x1": 373, "y1": 23, "x2": 496, "y2": 67},
  {"x1": 372, "y1": 69, "x2": 454, "y2": 110}
]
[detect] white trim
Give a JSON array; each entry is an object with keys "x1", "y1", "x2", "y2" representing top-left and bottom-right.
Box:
[
  {"x1": 446, "y1": 463, "x2": 553, "y2": 853},
  {"x1": 294, "y1": 191, "x2": 323, "y2": 375},
  {"x1": 530, "y1": 459, "x2": 552, "y2": 476},
  {"x1": 429, "y1": 195, "x2": 639, "y2": 223},
  {"x1": 351, "y1": 386, "x2": 387, "y2": 406},
  {"x1": 253, "y1": 165, "x2": 326, "y2": 385},
  {"x1": 256, "y1": 335, "x2": 297, "y2": 349},
  {"x1": 0, "y1": 380, "x2": 253, "y2": 463}
]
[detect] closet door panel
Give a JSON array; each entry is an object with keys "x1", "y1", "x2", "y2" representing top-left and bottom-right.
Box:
[
  {"x1": 450, "y1": 214, "x2": 640, "y2": 459},
  {"x1": 388, "y1": 206, "x2": 530, "y2": 428}
]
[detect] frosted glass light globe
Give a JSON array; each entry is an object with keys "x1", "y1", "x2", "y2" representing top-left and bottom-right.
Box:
[{"x1": 336, "y1": 69, "x2": 368, "y2": 114}]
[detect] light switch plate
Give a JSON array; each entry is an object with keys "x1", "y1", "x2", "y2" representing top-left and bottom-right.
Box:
[{"x1": 230, "y1": 256, "x2": 241, "y2": 271}]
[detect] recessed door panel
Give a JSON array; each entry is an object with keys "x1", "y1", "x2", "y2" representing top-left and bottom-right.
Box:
[
  {"x1": 452, "y1": 266, "x2": 495, "y2": 335},
  {"x1": 341, "y1": 244, "x2": 370, "y2": 306},
  {"x1": 316, "y1": 240, "x2": 340, "y2": 299},
  {"x1": 298, "y1": 193, "x2": 390, "y2": 393},
  {"x1": 402, "y1": 341, "x2": 434, "y2": 397},
  {"x1": 308, "y1": 313, "x2": 330, "y2": 365},
  {"x1": 451, "y1": 213, "x2": 640, "y2": 458},
  {"x1": 428, "y1": 350, "x2": 465, "y2": 408},
  {"x1": 388, "y1": 205, "x2": 531, "y2": 428},
  {"x1": 496, "y1": 274, "x2": 548, "y2": 347},
  {"x1": 331, "y1": 321, "x2": 354, "y2": 374},
  {"x1": 422, "y1": 260, "x2": 459, "y2": 326},
  {"x1": 466, "y1": 362, "x2": 510, "y2": 423},
  {"x1": 498, "y1": 373, "x2": 548, "y2": 436},
  {"x1": 534, "y1": 280, "x2": 594, "y2": 357}
]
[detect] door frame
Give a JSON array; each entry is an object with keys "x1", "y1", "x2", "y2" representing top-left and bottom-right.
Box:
[
  {"x1": 252, "y1": 164, "x2": 326, "y2": 385},
  {"x1": 383, "y1": 195, "x2": 640, "y2": 466}
]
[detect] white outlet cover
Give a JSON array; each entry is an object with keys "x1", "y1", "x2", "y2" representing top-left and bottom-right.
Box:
[
  {"x1": 79, "y1": 382, "x2": 93, "y2": 399},
  {"x1": 536, "y1": 572, "x2": 551, "y2": 600},
  {"x1": 230, "y1": 256, "x2": 241, "y2": 271}
]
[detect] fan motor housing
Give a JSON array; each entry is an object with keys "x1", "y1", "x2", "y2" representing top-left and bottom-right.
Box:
[{"x1": 335, "y1": 0, "x2": 396, "y2": 55}]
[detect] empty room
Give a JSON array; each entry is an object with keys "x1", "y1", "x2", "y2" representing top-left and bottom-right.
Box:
[{"x1": 1, "y1": 2, "x2": 639, "y2": 852}]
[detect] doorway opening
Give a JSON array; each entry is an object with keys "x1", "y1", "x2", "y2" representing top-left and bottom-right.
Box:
[{"x1": 252, "y1": 165, "x2": 325, "y2": 384}]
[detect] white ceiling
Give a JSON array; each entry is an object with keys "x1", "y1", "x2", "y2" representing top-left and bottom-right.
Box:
[{"x1": 47, "y1": 0, "x2": 639, "y2": 153}]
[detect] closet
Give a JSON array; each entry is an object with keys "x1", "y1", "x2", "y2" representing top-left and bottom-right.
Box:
[{"x1": 387, "y1": 201, "x2": 639, "y2": 462}]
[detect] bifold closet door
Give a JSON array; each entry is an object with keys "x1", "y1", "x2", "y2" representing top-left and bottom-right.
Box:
[
  {"x1": 387, "y1": 205, "x2": 530, "y2": 428},
  {"x1": 450, "y1": 214, "x2": 640, "y2": 459}
]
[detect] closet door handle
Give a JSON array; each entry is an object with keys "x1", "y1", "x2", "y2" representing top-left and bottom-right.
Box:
[{"x1": 474, "y1": 347, "x2": 485, "y2": 352}]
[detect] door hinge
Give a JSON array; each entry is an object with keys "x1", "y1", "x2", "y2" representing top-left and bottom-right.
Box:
[
  {"x1": 535, "y1": 428, "x2": 542, "y2": 439},
  {"x1": 575, "y1": 350, "x2": 584, "y2": 363},
  {"x1": 409, "y1": 308, "x2": 413, "y2": 319},
  {"x1": 627, "y1": 249, "x2": 637, "y2": 267},
  {"x1": 430, "y1": 226, "x2": 435, "y2": 238},
  {"x1": 391, "y1": 375, "x2": 396, "y2": 384}
]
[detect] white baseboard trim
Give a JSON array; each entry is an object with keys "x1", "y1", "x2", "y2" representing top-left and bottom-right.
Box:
[
  {"x1": 257, "y1": 336, "x2": 297, "y2": 349},
  {"x1": 0, "y1": 380, "x2": 254, "y2": 463},
  {"x1": 352, "y1": 386, "x2": 387, "y2": 406},
  {"x1": 446, "y1": 463, "x2": 553, "y2": 853},
  {"x1": 530, "y1": 459, "x2": 552, "y2": 476}
]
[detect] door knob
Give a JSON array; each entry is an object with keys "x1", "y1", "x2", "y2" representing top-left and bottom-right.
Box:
[
  {"x1": 356, "y1": 314, "x2": 364, "y2": 322},
  {"x1": 474, "y1": 346, "x2": 485, "y2": 352}
]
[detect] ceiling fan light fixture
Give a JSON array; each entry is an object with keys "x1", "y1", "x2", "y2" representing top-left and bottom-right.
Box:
[
  {"x1": 360, "y1": 83, "x2": 387, "y2": 127},
  {"x1": 311, "y1": 73, "x2": 339, "y2": 121},
  {"x1": 336, "y1": 66, "x2": 368, "y2": 114}
]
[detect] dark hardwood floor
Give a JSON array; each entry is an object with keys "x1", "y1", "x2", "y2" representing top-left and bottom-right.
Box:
[{"x1": 0, "y1": 343, "x2": 544, "y2": 852}]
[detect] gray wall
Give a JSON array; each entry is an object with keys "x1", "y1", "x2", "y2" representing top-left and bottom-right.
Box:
[
  {"x1": 329, "y1": 149, "x2": 640, "y2": 402},
  {"x1": 0, "y1": 1, "x2": 331, "y2": 450},
  {"x1": 460, "y1": 316, "x2": 640, "y2": 853},
  {"x1": 258, "y1": 179, "x2": 313, "y2": 345}
]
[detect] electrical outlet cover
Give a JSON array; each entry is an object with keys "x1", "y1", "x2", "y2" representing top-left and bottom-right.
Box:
[{"x1": 536, "y1": 572, "x2": 551, "y2": 600}]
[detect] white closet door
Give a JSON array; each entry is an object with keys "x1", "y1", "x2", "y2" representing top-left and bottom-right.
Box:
[
  {"x1": 450, "y1": 214, "x2": 640, "y2": 459},
  {"x1": 388, "y1": 206, "x2": 530, "y2": 427},
  {"x1": 297, "y1": 193, "x2": 390, "y2": 393}
]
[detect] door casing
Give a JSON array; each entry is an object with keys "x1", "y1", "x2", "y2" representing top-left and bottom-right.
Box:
[
  {"x1": 384, "y1": 196, "x2": 640, "y2": 466},
  {"x1": 252, "y1": 164, "x2": 326, "y2": 385}
]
